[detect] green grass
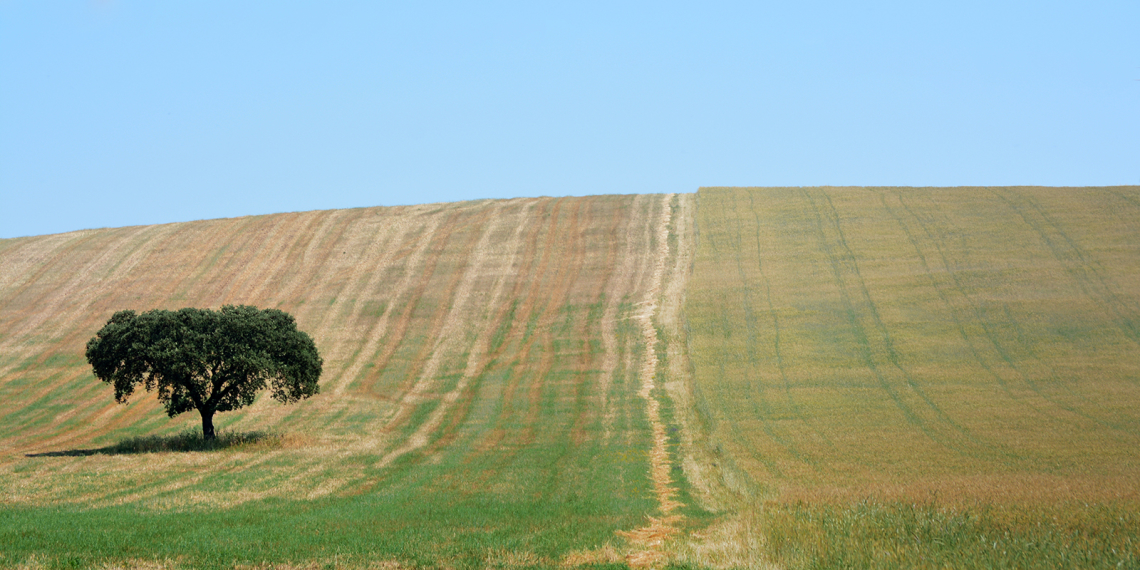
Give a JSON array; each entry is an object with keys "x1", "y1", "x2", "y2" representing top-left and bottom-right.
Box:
[
  {"x1": 0, "y1": 490, "x2": 643, "y2": 569},
  {"x1": 761, "y1": 501, "x2": 1140, "y2": 570}
]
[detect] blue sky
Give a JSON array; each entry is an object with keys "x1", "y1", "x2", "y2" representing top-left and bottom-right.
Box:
[{"x1": 2, "y1": 1, "x2": 1137, "y2": 238}]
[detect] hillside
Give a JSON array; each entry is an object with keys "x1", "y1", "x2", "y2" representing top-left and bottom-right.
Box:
[
  {"x1": 3, "y1": 187, "x2": 1140, "y2": 569},
  {"x1": 0, "y1": 194, "x2": 699, "y2": 567}
]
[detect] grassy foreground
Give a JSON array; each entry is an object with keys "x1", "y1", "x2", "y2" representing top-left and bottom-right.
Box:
[
  {"x1": 755, "y1": 500, "x2": 1139, "y2": 569},
  {"x1": 684, "y1": 186, "x2": 1140, "y2": 568},
  {"x1": 1, "y1": 449, "x2": 653, "y2": 569}
]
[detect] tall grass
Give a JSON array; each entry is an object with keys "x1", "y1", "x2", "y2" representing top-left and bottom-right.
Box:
[{"x1": 761, "y1": 500, "x2": 1139, "y2": 570}]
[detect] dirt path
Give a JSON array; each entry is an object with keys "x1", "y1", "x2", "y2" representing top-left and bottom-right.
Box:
[{"x1": 618, "y1": 193, "x2": 688, "y2": 568}]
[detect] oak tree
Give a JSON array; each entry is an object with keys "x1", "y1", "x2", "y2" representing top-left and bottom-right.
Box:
[{"x1": 85, "y1": 305, "x2": 322, "y2": 440}]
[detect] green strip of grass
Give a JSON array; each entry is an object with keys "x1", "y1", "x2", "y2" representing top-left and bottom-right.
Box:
[
  {"x1": 0, "y1": 490, "x2": 642, "y2": 569},
  {"x1": 760, "y1": 500, "x2": 1140, "y2": 570}
]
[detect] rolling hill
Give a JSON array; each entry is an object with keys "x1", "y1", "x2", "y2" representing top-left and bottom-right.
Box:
[{"x1": 2, "y1": 187, "x2": 1138, "y2": 569}]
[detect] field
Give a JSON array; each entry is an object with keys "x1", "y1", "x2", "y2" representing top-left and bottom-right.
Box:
[
  {"x1": 686, "y1": 186, "x2": 1140, "y2": 567},
  {"x1": 1, "y1": 187, "x2": 1139, "y2": 569},
  {"x1": 0, "y1": 194, "x2": 704, "y2": 568}
]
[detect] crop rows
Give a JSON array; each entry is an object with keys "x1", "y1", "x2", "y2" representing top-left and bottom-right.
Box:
[{"x1": 0, "y1": 194, "x2": 699, "y2": 567}]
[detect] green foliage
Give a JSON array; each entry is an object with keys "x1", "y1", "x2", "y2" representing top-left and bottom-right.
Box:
[{"x1": 85, "y1": 305, "x2": 322, "y2": 439}]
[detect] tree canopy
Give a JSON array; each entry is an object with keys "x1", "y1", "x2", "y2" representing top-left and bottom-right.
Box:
[{"x1": 85, "y1": 305, "x2": 322, "y2": 440}]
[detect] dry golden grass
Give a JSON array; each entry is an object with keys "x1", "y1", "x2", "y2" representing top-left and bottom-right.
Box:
[{"x1": 667, "y1": 507, "x2": 776, "y2": 570}]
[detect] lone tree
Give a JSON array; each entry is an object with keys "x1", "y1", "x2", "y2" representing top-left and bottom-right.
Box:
[{"x1": 85, "y1": 305, "x2": 322, "y2": 440}]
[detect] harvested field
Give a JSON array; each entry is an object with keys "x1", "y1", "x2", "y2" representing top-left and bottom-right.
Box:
[{"x1": 0, "y1": 195, "x2": 700, "y2": 568}]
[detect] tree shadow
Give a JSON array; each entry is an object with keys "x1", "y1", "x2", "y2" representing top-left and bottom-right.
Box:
[{"x1": 25, "y1": 430, "x2": 282, "y2": 457}]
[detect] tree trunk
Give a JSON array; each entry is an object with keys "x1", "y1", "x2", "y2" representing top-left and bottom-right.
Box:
[{"x1": 201, "y1": 410, "x2": 216, "y2": 440}]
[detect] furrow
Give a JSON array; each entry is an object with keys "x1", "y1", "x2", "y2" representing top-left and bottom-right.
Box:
[
  {"x1": 990, "y1": 188, "x2": 1140, "y2": 345},
  {"x1": 731, "y1": 190, "x2": 812, "y2": 467},
  {"x1": 0, "y1": 232, "x2": 92, "y2": 300},
  {"x1": 161, "y1": 216, "x2": 260, "y2": 307},
  {"x1": 0, "y1": 230, "x2": 101, "y2": 318},
  {"x1": 316, "y1": 210, "x2": 425, "y2": 398},
  {"x1": 801, "y1": 189, "x2": 949, "y2": 447},
  {"x1": 0, "y1": 224, "x2": 175, "y2": 380},
  {"x1": 369, "y1": 204, "x2": 495, "y2": 460},
  {"x1": 568, "y1": 197, "x2": 625, "y2": 444},
  {"x1": 215, "y1": 213, "x2": 301, "y2": 305},
  {"x1": 597, "y1": 197, "x2": 644, "y2": 440},
  {"x1": 269, "y1": 208, "x2": 356, "y2": 313},
  {"x1": 379, "y1": 201, "x2": 532, "y2": 466},
  {"x1": 468, "y1": 199, "x2": 549, "y2": 457},
  {"x1": 520, "y1": 197, "x2": 588, "y2": 449},
  {"x1": 230, "y1": 211, "x2": 325, "y2": 305}
]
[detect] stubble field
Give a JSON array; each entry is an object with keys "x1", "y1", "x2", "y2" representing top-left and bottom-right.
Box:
[{"x1": 0, "y1": 194, "x2": 703, "y2": 568}]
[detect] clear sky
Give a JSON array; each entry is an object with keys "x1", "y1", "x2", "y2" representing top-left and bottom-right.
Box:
[{"x1": 2, "y1": 1, "x2": 1137, "y2": 239}]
